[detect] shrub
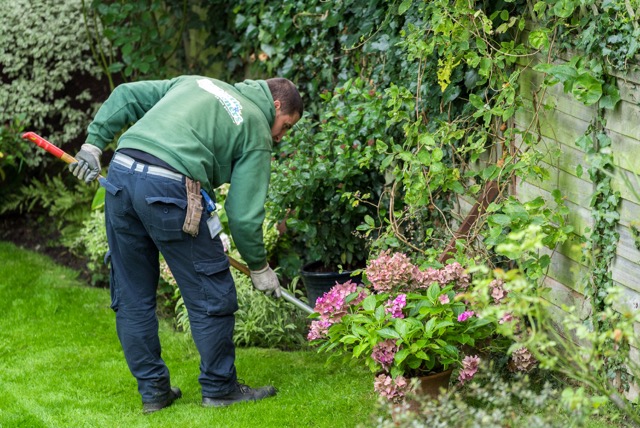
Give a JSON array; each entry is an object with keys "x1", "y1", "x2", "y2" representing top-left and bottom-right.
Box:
[
  {"x1": 374, "y1": 365, "x2": 586, "y2": 428},
  {"x1": 160, "y1": 242, "x2": 309, "y2": 351},
  {"x1": 65, "y1": 208, "x2": 109, "y2": 287},
  {"x1": 267, "y1": 78, "x2": 393, "y2": 275},
  {"x1": 0, "y1": 0, "x2": 104, "y2": 149}
]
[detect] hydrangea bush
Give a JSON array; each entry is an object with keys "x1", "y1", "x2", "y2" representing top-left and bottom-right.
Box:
[{"x1": 308, "y1": 250, "x2": 509, "y2": 401}]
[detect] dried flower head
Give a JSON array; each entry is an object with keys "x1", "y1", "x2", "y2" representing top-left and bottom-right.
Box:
[
  {"x1": 365, "y1": 251, "x2": 414, "y2": 292},
  {"x1": 508, "y1": 347, "x2": 538, "y2": 373},
  {"x1": 371, "y1": 339, "x2": 399, "y2": 370},
  {"x1": 412, "y1": 261, "x2": 470, "y2": 292},
  {"x1": 458, "y1": 355, "x2": 480, "y2": 384},
  {"x1": 489, "y1": 278, "x2": 508, "y2": 304},
  {"x1": 374, "y1": 374, "x2": 409, "y2": 401}
]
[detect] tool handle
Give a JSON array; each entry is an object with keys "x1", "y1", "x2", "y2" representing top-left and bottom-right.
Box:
[
  {"x1": 228, "y1": 255, "x2": 314, "y2": 314},
  {"x1": 22, "y1": 132, "x2": 77, "y2": 164},
  {"x1": 22, "y1": 131, "x2": 106, "y2": 183}
]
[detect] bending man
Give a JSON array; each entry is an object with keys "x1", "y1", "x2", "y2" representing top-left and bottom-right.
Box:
[{"x1": 70, "y1": 76, "x2": 303, "y2": 413}]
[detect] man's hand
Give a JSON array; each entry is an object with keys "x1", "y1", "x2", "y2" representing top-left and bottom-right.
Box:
[
  {"x1": 249, "y1": 264, "x2": 282, "y2": 298},
  {"x1": 69, "y1": 144, "x2": 102, "y2": 183}
]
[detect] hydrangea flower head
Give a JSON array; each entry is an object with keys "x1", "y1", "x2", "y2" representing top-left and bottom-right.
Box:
[
  {"x1": 457, "y1": 310, "x2": 475, "y2": 322},
  {"x1": 307, "y1": 280, "x2": 366, "y2": 341},
  {"x1": 458, "y1": 355, "x2": 480, "y2": 384},
  {"x1": 490, "y1": 278, "x2": 508, "y2": 303},
  {"x1": 307, "y1": 319, "x2": 332, "y2": 341},
  {"x1": 413, "y1": 261, "x2": 469, "y2": 291},
  {"x1": 385, "y1": 294, "x2": 406, "y2": 318},
  {"x1": 313, "y1": 279, "x2": 362, "y2": 321},
  {"x1": 508, "y1": 347, "x2": 538, "y2": 373},
  {"x1": 371, "y1": 339, "x2": 398, "y2": 370},
  {"x1": 365, "y1": 251, "x2": 415, "y2": 292},
  {"x1": 374, "y1": 374, "x2": 409, "y2": 401},
  {"x1": 499, "y1": 312, "x2": 513, "y2": 324}
]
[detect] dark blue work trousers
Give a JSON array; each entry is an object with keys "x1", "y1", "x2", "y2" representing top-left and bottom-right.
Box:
[{"x1": 102, "y1": 158, "x2": 238, "y2": 404}]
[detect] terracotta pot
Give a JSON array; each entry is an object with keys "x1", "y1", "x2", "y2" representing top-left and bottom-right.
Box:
[
  {"x1": 414, "y1": 368, "x2": 453, "y2": 400},
  {"x1": 395, "y1": 369, "x2": 453, "y2": 416}
]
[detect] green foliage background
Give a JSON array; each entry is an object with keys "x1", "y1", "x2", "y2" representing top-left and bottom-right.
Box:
[{"x1": 1, "y1": 0, "x2": 639, "y2": 415}]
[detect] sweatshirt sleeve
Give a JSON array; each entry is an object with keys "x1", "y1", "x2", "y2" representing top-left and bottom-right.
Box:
[
  {"x1": 86, "y1": 79, "x2": 174, "y2": 150},
  {"x1": 224, "y1": 149, "x2": 271, "y2": 271}
]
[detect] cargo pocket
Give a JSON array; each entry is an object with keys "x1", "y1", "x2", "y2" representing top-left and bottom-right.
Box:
[
  {"x1": 146, "y1": 196, "x2": 188, "y2": 242},
  {"x1": 103, "y1": 176, "x2": 132, "y2": 232},
  {"x1": 194, "y1": 256, "x2": 238, "y2": 316},
  {"x1": 105, "y1": 250, "x2": 119, "y2": 312}
]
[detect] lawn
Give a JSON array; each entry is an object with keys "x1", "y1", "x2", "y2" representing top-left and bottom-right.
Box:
[{"x1": 0, "y1": 241, "x2": 377, "y2": 428}]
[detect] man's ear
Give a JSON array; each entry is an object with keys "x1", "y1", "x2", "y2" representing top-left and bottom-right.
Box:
[{"x1": 274, "y1": 99, "x2": 281, "y2": 111}]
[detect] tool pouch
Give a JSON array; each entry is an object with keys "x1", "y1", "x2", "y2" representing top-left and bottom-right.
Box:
[{"x1": 182, "y1": 177, "x2": 202, "y2": 237}]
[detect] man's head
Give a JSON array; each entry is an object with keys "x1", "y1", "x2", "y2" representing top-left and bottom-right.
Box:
[{"x1": 266, "y1": 78, "x2": 304, "y2": 143}]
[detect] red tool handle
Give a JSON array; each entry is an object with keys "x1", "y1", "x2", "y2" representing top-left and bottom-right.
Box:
[{"x1": 22, "y1": 132, "x2": 77, "y2": 164}]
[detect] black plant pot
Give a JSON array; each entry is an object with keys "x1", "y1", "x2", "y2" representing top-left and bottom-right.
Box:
[{"x1": 300, "y1": 260, "x2": 362, "y2": 309}]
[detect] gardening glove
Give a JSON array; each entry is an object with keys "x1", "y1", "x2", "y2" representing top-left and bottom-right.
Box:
[
  {"x1": 250, "y1": 264, "x2": 282, "y2": 298},
  {"x1": 69, "y1": 144, "x2": 102, "y2": 183}
]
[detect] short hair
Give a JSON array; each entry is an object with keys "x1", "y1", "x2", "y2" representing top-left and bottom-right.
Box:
[{"x1": 266, "y1": 78, "x2": 304, "y2": 118}]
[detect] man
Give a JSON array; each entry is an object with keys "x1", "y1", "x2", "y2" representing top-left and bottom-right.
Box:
[{"x1": 69, "y1": 76, "x2": 303, "y2": 413}]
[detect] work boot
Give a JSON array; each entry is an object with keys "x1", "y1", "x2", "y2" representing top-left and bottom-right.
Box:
[
  {"x1": 142, "y1": 387, "x2": 182, "y2": 414},
  {"x1": 202, "y1": 382, "x2": 277, "y2": 408}
]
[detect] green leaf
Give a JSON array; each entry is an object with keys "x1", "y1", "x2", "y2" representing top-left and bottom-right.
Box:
[
  {"x1": 553, "y1": 0, "x2": 576, "y2": 18},
  {"x1": 469, "y1": 93, "x2": 484, "y2": 109},
  {"x1": 489, "y1": 214, "x2": 511, "y2": 227},
  {"x1": 571, "y1": 72, "x2": 602, "y2": 105},
  {"x1": 91, "y1": 187, "x2": 106, "y2": 210},
  {"x1": 394, "y1": 348, "x2": 409, "y2": 364},
  {"x1": 528, "y1": 29, "x2": 549, "y2": 50},
  {"x1": 378, "y1": 328, "x2": 401, "y2": 339},
  {"x1": 362, "y1": 295, "x2": 377, "y2": 312},
  {"x1": 534, "y1": 63, "x2": 577, "y2": 84},
  {"x1": 395, "y1": 318, "x2": 409, "y2": 338},
  {"x1": 427, "y1": 282, "x2": 440, "y2": 301},
  {"x1": 398, "y1": 0, "x2": 412, "y2": 15},
  {"x1": 432, "y1": 147, "x2": 443, "y2": 162}
]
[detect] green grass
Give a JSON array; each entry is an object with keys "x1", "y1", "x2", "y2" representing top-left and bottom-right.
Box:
[{"x1": 0, "y1": 241, "x2": 377, "y2": 428}]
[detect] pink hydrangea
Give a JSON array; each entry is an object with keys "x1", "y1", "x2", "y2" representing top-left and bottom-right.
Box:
[
  {"x1": 374, "y1": 374, "x2": 409, "y2": 401},
  {"x1": 385, "y1": 294, "x2": 406, "y2": 318},
  {"x1": 457, "y1": 310, "x2": 475, "y2": 322},
  {"x1": 371, "y1": 339, "x2": 398, "y2": 370},
  {"x1": 413, "y1": 262, "x2": 470, "y2": 291},
  {"x1": 313, "y1": 280, "x2": 360, "y2": 319},
  {"x1": 307, "y1": 280, "x2": 366, "y2": 341},
  {"x1": 499, "y1": 312, "x2": 513, "y2": 324},
  {"x1": 307, "y1": 319, "x2": 332, "y2": 341},
  {"x1": 458, "y1": 355, "x2": 480, "y2": 384},
  {"x1": 438, "y1": 294, "x2": 450, "y2": 304},
  {"x1": 365, "y1": 251, "x2": 415, "y2": 292},
  {"x1": 490, "y1": 279, "x2": 508, "y2": 303}
]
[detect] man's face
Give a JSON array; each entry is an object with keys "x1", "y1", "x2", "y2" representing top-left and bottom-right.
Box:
[{"x1": 271, "y1": 100, "x2": 300, "y2": 143}]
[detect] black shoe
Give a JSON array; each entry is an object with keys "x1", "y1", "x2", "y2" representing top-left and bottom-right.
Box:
[
  {"x1": 202, "y1": 382, "x2": 277, "y2": 408},
  {"x1": 142, "y1": 387, "x2": 182, "y2": 414}
]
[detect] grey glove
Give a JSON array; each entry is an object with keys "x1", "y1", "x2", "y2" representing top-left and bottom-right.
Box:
[
  {"x1": 249, "y1": 265, "x2": 282, "y2": 298},
  {"x1": 69, "y1": 144, "x2": 102, "y2": 183}
]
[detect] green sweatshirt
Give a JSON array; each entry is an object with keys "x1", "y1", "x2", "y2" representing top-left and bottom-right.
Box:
[{"x1": 86, "y1": 76, "x2": 275, "y2": 270}]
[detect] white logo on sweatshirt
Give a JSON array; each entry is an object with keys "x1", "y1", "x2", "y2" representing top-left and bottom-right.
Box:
[{"x1": 197, "y1": 79, "x2": 244, "y2": 125}]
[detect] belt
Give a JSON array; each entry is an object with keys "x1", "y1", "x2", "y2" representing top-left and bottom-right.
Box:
[{"x1": 112, "y1": 152, "x2": 184, "y2": 182}]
